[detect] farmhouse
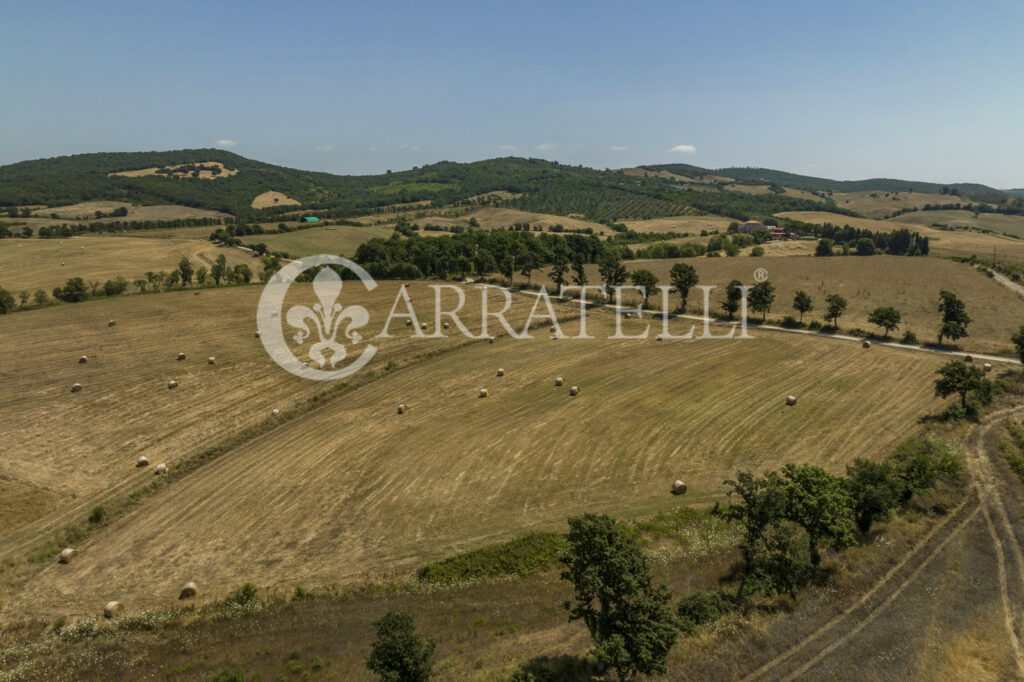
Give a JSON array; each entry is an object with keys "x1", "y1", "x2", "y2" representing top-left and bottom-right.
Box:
[{"x1": 736, "y1": 220, "x2": 765, "y2": 234}]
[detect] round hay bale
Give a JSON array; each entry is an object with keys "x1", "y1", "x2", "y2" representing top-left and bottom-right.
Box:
[
  {"x1": 103, "y1": 601, "x2": 122, "y2": 619},
  {"x1": 71, "y1": 383, "x2": 82, "y2": 393},
  {"x1": 551, "y1": 332, "x2": 560, "y2": 340},
  {"x1": 177, "y1": 352, "x2": 186, "y2": 361},
  {"x1": 497, "y1": 368, "x2": 504, "y2": 377},
  {"x1": 984, "y1": 362, "x2": 993, "y2": 372},
  {"x1": 862, "y1": 340, "x2": 871, "y2": 348},
  {"x1": 271, "y1": 408, "x2": 280, "y2": 417},
  {"x1": 964, "y1": 355, "x2": 974, "y2": 363},
  {"x1": 555, "y1": 377, "x2": 564, "y2": 386},
  {"x1": 79, "y1": 355, "x2": 88, "y2": 364},
  {"x1": 397, "y1": 404, "x2": 406, "y2": 414},
  {"x1": 443, "y1": 321, "x2": 450, "y2": 330},
  {"x1": 254, "y1": 332, "x2": 261, "y2": 338},
  {"x1": 194, "y1": 291, "x2": 200, "y2": 296},
  {"x1": 179, "y1": 582, "x2": 197, "y2": 600},
  {"x1": 59, "y1": 548, "x2": 78, "y2": 564},
  {"x1": 569, "y1": 385, "x2": 580, "y2": 396},
  {"x1": 155, "y1": 463, "x2": 167, "y2": 475},
  {"x1": 671, "y1": 480, "x2": 687, "y2": 495},
  {"x1": 207, "y1": 357, "x2": 215, "y2": 365},
  {"x1": 786, "y1": 395, "x2": 797, "y2": 406},
  {"x1": 420, "y1": 322, "x2": 427, "y2": 330},
  {"x1": 406, "y1": 320, "x2": 413, "y2": 327},
  {"x1": 488, "y1": 336, "x2": 496, "y2": 343},
  {"x1": 479, "y1": 388, "x2": 489, "y2": 398},
  {"x1": 61, "y1": 262, "x2": 65, "y2": 266},
  {"x1": 167, "y1": 380, "x2": 178, "y2": 389},
  {"x1": 108, "y1": 320, "x2": 116, "y2": 327},
  {"x1": 656, "y1": 335, "x2": 663, "y2": 341},
  {"x1": 136, "y1": 456, "x2": 149, "y2": 468}
]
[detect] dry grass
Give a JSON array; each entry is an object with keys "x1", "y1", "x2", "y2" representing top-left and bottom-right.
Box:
[
  {"x1": 585, "y1": 255, "x2": 1024, "y2": 353},
  {"x1": 255, "y1": 224, "x2": 394, "y2": 257},
  {"x1": 832, "y1": 191, "x2": 972, "y2": 219},
  {"x1": 2, "y1": 304, "x2": 947, "y2": 620},
  {"x1": 622, "y1": 215, "x2": 735, "y2": 235},
  {"x1": 0, "y1": 237, "x2": 250, "y2": 293},
  {"x1": 251, "y1": 191, "x2": 300, "y2": 210},
  {"x1": 891, "y1": 210, "x2": 1024, "y2": 239},
  {"x1": 107, "y1": 161, "x2": 238, "y2": 180},
  {"x1": 775, "y1": 211, "x2": 1024, "y2": 261},
  {"x1": 28, "y1": 201, "x2": 230, "y2": 223}
]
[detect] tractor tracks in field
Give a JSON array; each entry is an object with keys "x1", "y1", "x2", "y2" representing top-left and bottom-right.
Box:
[{"x1": 741, "y1": 406, "x2": 1024, "y2": 680}]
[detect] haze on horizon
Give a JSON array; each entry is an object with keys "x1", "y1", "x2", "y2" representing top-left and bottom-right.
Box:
[{"x1": 3, "y1": 0, "x2": 1024, "y2": 188}]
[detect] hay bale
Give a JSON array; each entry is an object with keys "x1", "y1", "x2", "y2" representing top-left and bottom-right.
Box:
[
  {"x1": 862, "y1": 340, "x2": 871, "y2": 348},
  {"x1": 207, "y1": 357, "x2": 216, "y2": 365},
  {"x1": 984, "y1": 363, "x2": 993, "y2": 372},
  {"x1": 488, "y1": 336, "x2": 495, "y2": 343},
  {"x1": 108, "y1": 320, "x2": 116, "y2": 327},
  {"x1": 177, "y1": 352, "x2": 186, "y2": 361},
  {"x1": 443, "y1": 321, "x2": 450, "y2": 330},
  {"x1": 194, "y1": 291, "x2": 200, "y2": 296},
  {"x1": 155, "y1": 463, "x2": 167, "y2": 475},
  {"x1": 136, "y1": 456, "x2": 149, "y2": 468},
  {"x1": 479, "y1": 388, "x2": 489, "y2": 398},
  {"x1": 786, "y1": 395, "x2": 797, "y2": 406},
  {"x1": 79, "y1": 355, "x2": 88, "y2": 364},
  {"x1": 555, "y1": 377, "x2": 564, "y2": 386},
  {"x1": 551, "y1": 332, "x2": 560, "y2": 340},
  {"x1": 497, "y1": 368, "x2": 504, "y2": 377},
  {"x1": 569, "y1": 385, "x2": 580, "y2": 396},
  {"x1": 420, "y1": 322, "x2": 427, "y2": 330},
  {"x1": 59, "y1": 548, "x2": 78, "y2": 564},
  {"x1": 71, "y1": 383, "x2": 82, "y2": 393},
  {"x1": 656, "y1": 335, "x2": 663, "y2": 341},
  {"x1": 671, "y1": 480, "x2": 687, "y2": 495},
  {"x1": 397, "y1": 404, "x2": 406, "y2": 414},
  {"x1": 254, "y1": 331, "x2": 260, "y2": 338},
  {"x1": 964, "y1": 355, "x2": 974, "y2": 363},
  {"x1": 406, "y1": 320, "x2": 413, "y2": 327},
  {"x1": 179, "y1": 582, "x2": 197, "y2": 600},
  {"x1": 167, "y1": 380, "x2": 178, "y2": 389},
  {"x1": 103, "y1": 601, "x2": 122, "y2": 619},
  {"x1": 271, "y1": 408, "x2": 280, "y2": 417}
]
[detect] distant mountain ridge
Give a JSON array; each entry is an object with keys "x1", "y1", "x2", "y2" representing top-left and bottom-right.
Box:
[{"x1": 645, "y1": 163, "x2": 1004, "y2": 196}]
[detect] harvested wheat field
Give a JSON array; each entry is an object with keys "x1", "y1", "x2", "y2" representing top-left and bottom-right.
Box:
[
  {"x1": 0, "y1": 237, "x2": 249, "y2": 293},
  {"x1": 0, "y1": 282, "x2": 556, "y2": 572},
  {"x1": 776, "y1": 210, "x2": 1024, "y2": 261},
  {"x1": 4, "y1": 308, "x2": 947, "y2": 619},
  {"x1": 831, "y1": 191, "x2": 963, "y2": 219},
  {"x1": 623, "y1": 215, "x2": 735, "y2": 234},
  {"x1": 588, "y1": 255, "x2": 1024, "y2": 353},
  {"x1": 108, "y1": 161, "x2": 238, "y2": 180},
  {"x1": 251, "y1": 191, "x2": 300, "y2": 209},
  {"x1": 30, "y1": 201, "x2": 231, "y2": 222}
]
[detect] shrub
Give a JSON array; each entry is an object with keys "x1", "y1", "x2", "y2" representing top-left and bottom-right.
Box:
[
  {"x1": 847, "y1": 327, "x2": 870, "y2": 338},
  {"x1": 780, "y1": 315, "x2": 801, "y2": 329},
  {"x1": 750, "y1": 246, "x2": 765, "y2": 257},
  {"x1": 366, "y1": 610, "x2": 436, "y2": 682},
  {"x1": 677, "y1": 590, "x2": 735, "y2": 634},
  {"x1": 808, "y1": 320, "x2": 822, "y2": 331},
  {"x1": 225, "y1": 582, "x2": 258, "y2": 607},
  {"x1": 417, "y1": 532, "x2": 566, "y2": 585},
  {"x1": 88, "y1": 506, "x2": 107, "y2": 524},
  {"x1": 900, "y1": 330, "x2": 919, "y2": 345},
  {"x1": 203, "y1": 672, "x2": 245, "y2": 682},
  {"x1": 893, "y1": 436, "x2": 962, "y2": 499}
]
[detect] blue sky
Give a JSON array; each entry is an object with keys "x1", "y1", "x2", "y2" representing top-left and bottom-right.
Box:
[{"x1": 3, "y1": 0, "x2": 1024, "y2": 186}]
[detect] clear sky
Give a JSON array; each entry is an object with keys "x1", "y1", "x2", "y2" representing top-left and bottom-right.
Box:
[{"x1": 3, "y1": 0, "x2": 1024, "y2": 187}]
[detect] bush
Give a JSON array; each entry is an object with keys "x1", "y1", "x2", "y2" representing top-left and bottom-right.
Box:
[
  {"x1": 677, "y1": 590, "x2": 735, "y2": 634},
  {"x1": 893, "y1": 436, "x2": 963, "y2": 499},
  {"x1": 900, "y1": 330, "x2": 919, "y2": 345},
  {"x1": 88, "y1": 506, "x2": 107, "y2": 524},
  {"x1": 225, "y1": 582, "x2": 258, "y2": 607},
  {"x1": 808, "y1": 320, "x2": 822, "y2": 331},
  {"x1": 780, "y1": 315, "x2": 801, "y2": 329},
  {"x1": 750, "y1": 246, "x2": 765, "y2": 257},
  {"x1": 417, "y1": 532, "x2": 566, "y2": 585},
  {"x1": 366, "y1": 610, "x2": 436, "y2": 682},
  {"x1": 847, "y1": 327, "x2": 870, "y2": 338}
]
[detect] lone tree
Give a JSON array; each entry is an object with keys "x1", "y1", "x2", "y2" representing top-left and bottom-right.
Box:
[
  {"x1": 793, "y1": 290, "x2": 813, "y2": 323},
  {"x1": 669, "y1": 262, "x2": 699, "y2": 312},
  {"x1": 178, "y1": 256, "x2": 194, "y2": 286},
  {"x1": 721, "y1": 279, "x2": 744, "y2": 319},
  {"x1": 1012, "y1": 325, "x2": 1024, "y2": 363},
  {"x1": 824, "y1": 293, "x2": 847, "y2": 329},
  {"x1": 776, "y1": 463, "x2": 856, "y2": 567},
  {"x1": 629, "y1": 269, "x2": 659, "y2": 309},
  {"x1": 867, "y1": 306, "x2": 901, "y2": 337},
  {"x1": 937, "y1": 290, "x2": 971, "y2": 346},
  {"x1": 365, "y1": 610, "x2": 436, "y2": 682},
  {"x1": 562, "y1": 513, "x2": 679, "y2": 680},
  {"x1": 598, "y1": 252, "x2": 629, "y2": 291},
  {"x1": 0, "y1": 287, "x2": 14, "y2": 315},
  {"x1": 748, "y1": 280, "x2": 776, "y2": 321},
  {"x1": 935, "y1": 360, "x2": 990, "y2": 409}
]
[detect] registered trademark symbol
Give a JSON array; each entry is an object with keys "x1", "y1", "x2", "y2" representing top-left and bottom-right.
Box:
[{"x1": 753, "y1": 268, "x2": 769, "y2": 283}]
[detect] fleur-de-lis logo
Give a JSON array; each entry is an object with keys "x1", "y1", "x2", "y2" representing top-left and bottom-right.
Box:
[
  {"x1": 257, "y1": 255, "x2": 377, "y2": 381},
  {"x1": 286, "y1": 268, "x2": 369, "y2": 368}
]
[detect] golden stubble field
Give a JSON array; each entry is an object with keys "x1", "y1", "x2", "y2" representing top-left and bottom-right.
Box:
[
  {"x1": 0, "y1": 237, "x2": 251, "y2": 293},
  {"x1": 585, "y1": 255, "x2": 1024, "y2": 353},
  {"x1": 1, "y1": 287, "x2": 948, "y2": 620}
]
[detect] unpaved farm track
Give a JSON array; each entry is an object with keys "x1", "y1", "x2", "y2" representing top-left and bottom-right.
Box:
[{"x1": 741, "y1": 406, "x2": 1024, "y2": 681}]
